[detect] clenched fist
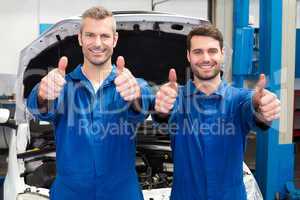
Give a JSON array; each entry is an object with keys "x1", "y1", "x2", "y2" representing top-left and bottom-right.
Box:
[
  {"x1": 155, "y1": 69, "x2": 178, "y2": 115},
  {"x1": 253, "y1": 74, "x2": 281, "y2": 122},
  {"x1": 38, "y1": 56, "x2": 68, "y2": 101},
  {"x1": 114, "y1": 56, "x2": 141, "y2": 101}
]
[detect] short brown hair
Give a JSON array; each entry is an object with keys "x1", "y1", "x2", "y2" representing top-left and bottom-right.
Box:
[
  {"x1": 80, "y1": 6, "x2": 116, "y2": 33},
  {"x1": 187, "y1": 25, "x2": 223, "y2": 51}
]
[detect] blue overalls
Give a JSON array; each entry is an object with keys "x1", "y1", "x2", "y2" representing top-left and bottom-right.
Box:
[
  {"x1": 168, "y1": 80, "x2": 258, "y2": 200},
  {"x1": 27, "y1": 64, "x2": 153, "y2": 200}
]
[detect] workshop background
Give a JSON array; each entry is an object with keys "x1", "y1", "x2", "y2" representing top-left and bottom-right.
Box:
[{"x1": 0, "y1": 0, "x2": 300, "y2": 200}]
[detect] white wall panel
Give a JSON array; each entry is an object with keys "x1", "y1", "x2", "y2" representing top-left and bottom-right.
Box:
[
  {"x1": 152, "y1": 0, "x2": 207, "y2": 19},
  {"x1": 40, "y1": 0, "x2": 208, "y2": 23},
  {"x1": 249, "y1": 0, "x2": 259, "y2": 27},
  {"x1": 0, "y1": 0, "x2": 39, "y2": 94},
  {"x1": 297, "y1": 0, "x2": 300, "y2": 27},
  {"x1": 0, "y1": 0, "x2": 39, "y2": 75},
  {"x1": 0, "y1": 0, "x2": 209, "y2": 94}
]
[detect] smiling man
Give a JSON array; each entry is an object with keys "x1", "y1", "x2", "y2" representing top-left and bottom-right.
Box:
[
  {"x1": 26, "y1": 6, "x2": 153, "y2": 200},
  {"x1": 154, "y1": 26, "x2": 281, "y2": 200}
]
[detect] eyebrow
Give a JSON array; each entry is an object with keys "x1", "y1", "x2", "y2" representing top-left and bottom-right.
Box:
[
  {"x1": 84, "y1": 32, "x2": 95, "y2": 35},
  {"x1": 84, "y1": 31, "x2": 111, "y2": 36},
  {"x1": 192, "y1": 48, "x2": 219, "y2": 52}
]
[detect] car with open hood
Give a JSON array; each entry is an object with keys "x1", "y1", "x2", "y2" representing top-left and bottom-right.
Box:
[{"x1": 2, "y1": 11, "x2": 262, "y2": 200}]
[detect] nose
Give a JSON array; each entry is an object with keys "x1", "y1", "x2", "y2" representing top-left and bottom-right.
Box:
[
  {"x1": 94, "y1": 35, "x2": 102, "y2": 46},
  {"x1": 202, "y1": 52, "x2": 210, "y2": 62}
]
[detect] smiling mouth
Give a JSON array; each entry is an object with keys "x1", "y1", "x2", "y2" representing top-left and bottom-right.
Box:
[
  {"x1": 200, "y1": 65, "x2": 213, "y2": 69},
  {"x1": 90, "y1": 48, "x2": 105, "y2": 54},
  {"x1": 198, "y1": 64, "x2": 215, "y2": 70}
]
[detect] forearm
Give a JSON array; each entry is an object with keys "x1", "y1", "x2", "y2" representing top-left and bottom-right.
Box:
[
  {"x1": 27, "y1": 84, "x2": 58, "y2": 121},
  {"x1": 127, "y1": 79, "x2": 154, "y2": 122},
  {"x1": 37, "y1": 95, "x2": 52, "y2": 113}
]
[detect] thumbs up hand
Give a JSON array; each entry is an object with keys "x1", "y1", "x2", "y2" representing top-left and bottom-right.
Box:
[
  {"x1": 114, "y1": 56, "x2": 141, "y2": 101},
  {"x1": 155, "y1": 69, "x2": 178, "y2": 115},
  {"x1": 252, "y1": 74, "x2": 281, "y2": 122},
  {"x1": 38, "y1": 56, "x2": 68, "y2": 101}
]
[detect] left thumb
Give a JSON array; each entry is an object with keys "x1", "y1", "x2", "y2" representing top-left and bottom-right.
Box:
[
  {"x1": 116, "y1": 56, "x2": 125, "y2": 75},
  {"x1": 255, "y1": 74, "x2": 266, "y2": 93}
]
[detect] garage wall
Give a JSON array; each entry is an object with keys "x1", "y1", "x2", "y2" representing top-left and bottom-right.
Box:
[
  {"x1": 249, "y1": 0, "x2": 300, "y2": 28},
  {"x1": 39, "y1": 0, "x2": 208, "y2": 23},
  {"x1": 0, "y1": 0, "x2": 39, "y2": 95},
  {"x1": 298, "y1": 0, "x2": 300, "y2": 28},
  {"x1": 0, "y1": 0, "x2": 298, "y2": 95},
  {"x1": 249, "y1": 0, "x2": 259, "y2": 27},
  {"x1": 0, "y1": 0, "x2": 208, "y2": 95}
]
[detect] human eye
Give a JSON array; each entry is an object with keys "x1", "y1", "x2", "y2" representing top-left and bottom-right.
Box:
[
  {"x1": 84, "y1": 32, "x2": 95, "y2": 38},
  {"x1": 101, "y1": 34, "x2": 111, "y2": 40},
  {"x1": 192, "y1": 49, "x2": 203, "y2": 55},
  {"x1": 208, "y1": 48, "x2": 218, "y2": 54}
]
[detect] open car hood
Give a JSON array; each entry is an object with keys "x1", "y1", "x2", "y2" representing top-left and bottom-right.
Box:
[
  {"x1": 6, "y1": 12, "x2": 264, "y2": 200},
  {"x1": 15, "y1": 12, "x2": 209, "y2": 123}
]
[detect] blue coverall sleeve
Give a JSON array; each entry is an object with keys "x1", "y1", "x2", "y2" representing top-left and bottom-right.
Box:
[
  {"x1": 151, "y1": 87, "x2": 181, "y2": 136},
  {"x1": 127, "y1": 78, "x2": 155, "y2": 123},
  {"x1": 26, "y1": 83, "x2": 61, "y2": 122},
  {"x1": 239, "y1": 89, "x2": 257, "y2": 134}
]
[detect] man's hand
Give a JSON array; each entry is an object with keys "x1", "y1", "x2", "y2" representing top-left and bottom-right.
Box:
[
  {"x1": 114, "y1": 56, "x2": 141, "y2": 102},
  {"x1": 38, "y1": 56, "x2": 68, "y2": 102},
  {"x1": 154, "y1": 69, "x2": 178, "y2": 115},
  {"x1": 252, "y1": 74, "x2": 281, "y2": 123}
]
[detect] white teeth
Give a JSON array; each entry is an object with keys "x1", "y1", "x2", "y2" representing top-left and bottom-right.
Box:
[
  {"x1": 200, "y1": 65, "x2": 212, "y2": 69},
  {"x1": 91, "y1": 49, "x2": 104, "y2": 53}
]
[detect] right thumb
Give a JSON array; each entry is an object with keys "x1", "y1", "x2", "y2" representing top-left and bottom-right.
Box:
[
  {"x1": 58, "y1": 56, "x2": 68, "y2": 76},
  {"x1": 168, "y1": 68, "x2": 177, "y2": 89}
]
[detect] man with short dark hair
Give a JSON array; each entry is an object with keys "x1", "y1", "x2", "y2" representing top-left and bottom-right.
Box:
[
  {"x1": 27, "y1": 6, "x2": 152, "y2": 200},
  {"x1": 154, "y1": 25, "x2": 280, "y2": 200}
]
